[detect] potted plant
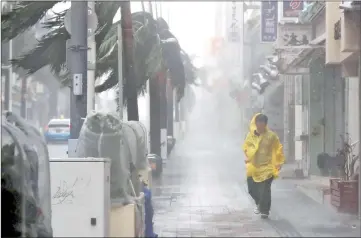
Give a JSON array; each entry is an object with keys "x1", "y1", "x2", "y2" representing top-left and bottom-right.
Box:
[{"x1": 330, "y1": 133, "x2": 359, "y2": 214}]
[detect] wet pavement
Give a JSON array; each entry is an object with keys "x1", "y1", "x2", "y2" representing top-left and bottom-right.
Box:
[{"x1": 152, "y1": 89, "x2": 360, "y2": 237}]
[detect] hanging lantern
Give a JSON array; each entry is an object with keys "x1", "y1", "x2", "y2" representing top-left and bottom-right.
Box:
[
  {"x1": 260, "y1": 65, "x2": 279, "y2": 80},
  {"x1": 251, "y1": 73, "x2": 270, "y2": 94}
]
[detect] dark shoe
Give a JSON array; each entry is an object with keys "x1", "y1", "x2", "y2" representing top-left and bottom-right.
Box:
[{"x1": 260, "y1": 213, "x2": 269, "y2": 219}]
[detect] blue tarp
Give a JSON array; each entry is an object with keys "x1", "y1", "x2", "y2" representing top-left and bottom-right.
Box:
[{"x1": 143, "y1": 185, "x2": 158, "y2": 238}]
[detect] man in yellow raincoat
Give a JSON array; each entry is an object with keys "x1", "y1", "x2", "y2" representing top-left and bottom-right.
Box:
[{"x1": 243, "y1": 113, "x2": 285, "y2": 218}]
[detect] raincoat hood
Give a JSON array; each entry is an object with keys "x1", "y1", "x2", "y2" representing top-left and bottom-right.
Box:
[{"x1": 248, "y1": 113, "x2": 268, "y2": 134}]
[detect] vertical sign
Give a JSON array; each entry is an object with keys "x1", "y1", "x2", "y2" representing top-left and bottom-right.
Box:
[
  {"x1": 261, "y1": 1, "x2": 278, "y2": 43},
  {"x1": 282, "y1": 0, "x2": 304, "y2": 20},
  {"x1": 229, "y1": 1, "x2": 240, "y2": 42}
]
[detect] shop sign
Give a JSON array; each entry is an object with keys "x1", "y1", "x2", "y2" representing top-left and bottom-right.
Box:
[
  {"x1": 261, "y1": 1, "x2": 278, "y2": 43},
  {"x1": 276, "y1": 23, "x2": 312, "y2": 49},
  {"x1": 281, "y1": 0, "x2": 304, "y2": 20},
  {"x1": 228, "y1": 1, "x2": 240, "y2": 42}
]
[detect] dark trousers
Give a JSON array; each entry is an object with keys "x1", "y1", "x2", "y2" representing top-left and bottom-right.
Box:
[{"x1": 247, "y1": 176, "x2": 273, "y2": 215}]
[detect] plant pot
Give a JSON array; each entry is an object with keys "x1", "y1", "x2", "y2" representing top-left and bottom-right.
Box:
[{"x1": 329, "y1": 178, "x2": 359, "y2": 214}]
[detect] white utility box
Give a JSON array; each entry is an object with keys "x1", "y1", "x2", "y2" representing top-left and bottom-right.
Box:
[{"x1": 50, "y1": 158, "x2": 111, "y2": 237}]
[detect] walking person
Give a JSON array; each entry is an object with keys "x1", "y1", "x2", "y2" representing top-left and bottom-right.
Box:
[{"x1": 243, "y1": 113, "x2": 285, "y2": 218}]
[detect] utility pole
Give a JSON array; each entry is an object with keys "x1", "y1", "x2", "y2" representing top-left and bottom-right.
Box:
[
  {"x1": 149, "y1": 1, "x2": 162, "y2": 157},
  {"x1": 3, "y1": 63, "x2": 13, "y2": 111},
  {"x1": 158, "y1": 4, "x2": 168, "y2": 159},
  {"x1": 358, "y1": 53, "x2": 361, "y2": 220},
  {"x1": 20, "y1": 77, "x2": 27, "y2": 118},
  {"x1": 141, "y1": 1, "x2": 146, "y2": 12},
  {"x1": 117, "y1": 14, "x2": 123, "y2": 120},
  {"x1": 66, "y1": 1, "x2": 88, "y2": 156},
  {"x1": 87, "y1": 1, "x2": 96, "y2": 114},
  {"x1": 3, "y1": 4, "x2": 13, "y2": 112},
  {"x1": 159, "y1": 70, "x2": 168, "y2": 160},
  {"x1": 167, "y1": 79, "x2": 174, "y2": 138},
  {"x1": 121, "y1": 1, "x2": 139, "y2": 121}
]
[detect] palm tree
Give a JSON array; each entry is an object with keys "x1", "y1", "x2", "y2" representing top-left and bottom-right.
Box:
[
  {"x1": 2, "y1": 1, "x2": 196, "y2": 114},
  {"x1": 2, "y1": 1, "x2": 121, "y2": 84},
  {"x1": 121, "y1": 1, "x2": 139, "y2": 120}
]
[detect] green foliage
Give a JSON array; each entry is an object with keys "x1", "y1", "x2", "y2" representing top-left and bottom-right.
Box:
[
  {"x1": 1, "y1": 1, "x2": 59, "y2": 42},
  {"x1": 2, "y1": 1, "x2": 196, "y2": 104}
]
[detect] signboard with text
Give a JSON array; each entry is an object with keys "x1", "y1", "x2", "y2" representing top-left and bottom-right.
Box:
[
  {"x1": 281, "y1": 0, "x2": 304, "y2": 20},
  {"x1": 228, "y1": 1, "x2": 240, "y2": 42},
  {"x1": 261, "y1": 1, "x2": 278, "y2": 43},
  {"x1": 276, "y1": 23, "x2": 312, "y2": 49}
]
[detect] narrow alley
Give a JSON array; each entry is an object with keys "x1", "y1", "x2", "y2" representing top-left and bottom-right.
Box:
[{"x1": 151, "y1": 89, "x2": 360, "y2": 237}]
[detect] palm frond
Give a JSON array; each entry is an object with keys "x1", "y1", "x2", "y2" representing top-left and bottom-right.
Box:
[
  {"x1": 11, "y1": 26, "x2": 69, "y2": 78},
  {"x1": 154, "y1": 18, "x2": 186, "y2": 100},
  {"x1": 161, "y1": 40, "x2": 185, "y2": 99},
  {"x1": 96, "y1": 11, "x2": 162, "y2": 95},
  {"x1": 95, "y1": 45, "x2": 118, "y2": 93},
  {"x1": 98, "y1": 22, "x2": 118, "y2": 60},
  {"x1": 1, "y1": 1, "x2": 60, "y2": 42},
  {"x1": 94, "y1": 2, "x2": 121, "y2": 44},
  {"x1": 180, "y1": 49, "x2": 198, "y2": 85}
]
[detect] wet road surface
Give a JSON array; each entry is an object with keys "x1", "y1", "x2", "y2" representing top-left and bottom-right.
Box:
[{"x1": 152, "y1": 89, "x2": 360, "y2": 237}]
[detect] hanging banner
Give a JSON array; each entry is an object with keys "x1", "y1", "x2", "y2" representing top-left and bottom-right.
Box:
[
  {"x1": 261, "y1": 1, "x2": 278, "y2": 43},
  {"x1": 228, "y1": 1, "x2": 240, "y2": 42},
  {"x1": 281, "y1": 0, "x2": 304, "y2": 20}
]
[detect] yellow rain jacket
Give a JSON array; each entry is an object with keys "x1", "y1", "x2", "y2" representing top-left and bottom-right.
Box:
[{"x1": 243, "y1": 113, "x2": 285, "y2": 182}]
